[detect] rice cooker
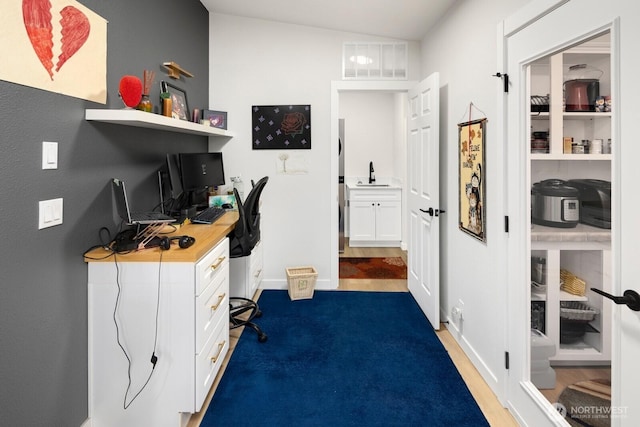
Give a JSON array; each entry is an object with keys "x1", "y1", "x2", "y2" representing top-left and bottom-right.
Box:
[{"x1": 531, "y1": 180, "x2": 580, "y2": 228}]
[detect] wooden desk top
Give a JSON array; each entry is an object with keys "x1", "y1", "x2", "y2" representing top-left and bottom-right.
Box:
[{"x1": 84, "y1": 211, "x2": 238, "y2": 263}]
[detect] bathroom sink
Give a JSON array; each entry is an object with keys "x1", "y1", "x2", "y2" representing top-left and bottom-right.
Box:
[{"x1": 355, "y1": 183, "x2": 390, "y2": 187}]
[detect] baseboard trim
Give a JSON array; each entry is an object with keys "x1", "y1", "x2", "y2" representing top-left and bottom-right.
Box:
[
  {"x1": 444, "y1": 315, "x2": 504, "y2": 404},
  {"x1": 260, "y1": 278, "x2": 337, "y2": 291}
]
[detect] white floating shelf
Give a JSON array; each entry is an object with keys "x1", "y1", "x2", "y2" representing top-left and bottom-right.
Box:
[{"x1": 85, "y1": 109, "x2": 233, "y2": 137}]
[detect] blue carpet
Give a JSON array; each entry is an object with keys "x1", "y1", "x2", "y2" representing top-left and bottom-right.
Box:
[{"x1": 201, "y1": 290, "x2": 489, "y2": 427}]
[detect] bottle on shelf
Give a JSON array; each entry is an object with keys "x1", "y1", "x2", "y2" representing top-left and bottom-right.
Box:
[{"x1": 231, "y1": 176, "x2": 244, "y2": 201}]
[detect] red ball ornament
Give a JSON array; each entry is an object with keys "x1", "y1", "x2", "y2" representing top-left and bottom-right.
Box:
[{"x1": 118, "y1": 75, "x2": 143, "y2": 108}]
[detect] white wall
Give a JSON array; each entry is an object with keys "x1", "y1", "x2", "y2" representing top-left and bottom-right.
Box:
[
  {"x1": 339, "y1": 91, "x2": 408, "y2": 245},
  {"x1": 419, "y1": 0, "x2": 530, "y2": 403},
  {"x1": 208, "y1": 14, "x2": 420, "y2": 288},
  {"x1": 340, "y1": 92, "x2": 398, "y2": 180}
]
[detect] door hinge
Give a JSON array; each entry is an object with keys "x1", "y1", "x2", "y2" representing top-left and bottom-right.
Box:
[
  {"x1": 504, "y1": 215, "x2": 509, "y2": 233},
  {"x1": 493, "y1": 72, "x2": 509, "y2": 93},
  {"x1": 505, "y1": 351, "x2": 510, "y2": 370}
]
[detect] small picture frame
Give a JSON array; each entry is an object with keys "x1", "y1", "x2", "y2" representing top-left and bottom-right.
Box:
[
  {"x1": 203, "y1": 109, "x2": 227, "y2": 129},
  {"x1": 161, "y1": 81, "x2": 189, "y2": 121},
  {"x1": 209, "y1": 194, "x2": 236, "y2": 209}
]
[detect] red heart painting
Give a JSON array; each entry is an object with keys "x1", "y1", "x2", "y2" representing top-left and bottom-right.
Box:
[{"x1": 22, "y1": 0, "x2": 91, "y2": 80}]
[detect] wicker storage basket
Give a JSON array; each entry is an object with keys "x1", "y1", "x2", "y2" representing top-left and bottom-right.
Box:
[{"x1": 286, "y1": 266, "x2": 318, "y2": 301}]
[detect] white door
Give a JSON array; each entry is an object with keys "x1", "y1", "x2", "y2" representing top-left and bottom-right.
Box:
[
  {"x1": 504, "y1": 1, "x2": 639, "y2": 425},
  {"x1": 407, "y1": 73, "x2": 441, "y2": 330}
]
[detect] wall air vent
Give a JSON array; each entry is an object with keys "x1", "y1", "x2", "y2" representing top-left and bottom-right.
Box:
[{"x1": 342, "y1": 42, "x2": 407, "y2": 80}]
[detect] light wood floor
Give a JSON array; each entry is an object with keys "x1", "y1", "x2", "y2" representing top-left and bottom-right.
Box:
[
  {"x1": 338, "y1": 243, "x2": 409, "y2": 292},
  {"x1": 189, "y1": 243, "x2": 518, "y2": 426},
  {"x1": 539, "y1": 366, "x2": 611, "y2": 404}
]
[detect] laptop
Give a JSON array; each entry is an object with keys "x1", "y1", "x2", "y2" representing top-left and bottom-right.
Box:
[{"x1": 112, "y1": 178, "x2": 175, "y2": 225}]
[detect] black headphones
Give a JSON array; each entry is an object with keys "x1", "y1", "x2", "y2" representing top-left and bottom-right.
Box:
[{"x1": 159, "y1": 235, "x2": 195, "y2": 250}]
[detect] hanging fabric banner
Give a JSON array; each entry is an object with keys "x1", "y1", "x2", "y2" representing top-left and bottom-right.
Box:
[{"x1": 458, "y1": 117, "x2": 487, "y2": 242}]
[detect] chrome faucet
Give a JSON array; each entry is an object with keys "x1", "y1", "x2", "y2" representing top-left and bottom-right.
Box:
[{"x1": 369, "y1": 161, "x2": 376, "y2": 184}]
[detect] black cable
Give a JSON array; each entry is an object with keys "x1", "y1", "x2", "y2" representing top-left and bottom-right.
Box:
[
  {"x1": 112, "y1": 251, "x2": 164, "y2": 409},
  {"x1": 158, "y1": 223, "x2": 178, "y2": 235},
  {"x1": 82, "y1": 227, "x2": 117, "y2": 260},
  {"x1": 99, "y1": 226, "x2": 112, "y2": 247},
  {"x1": 83, "y1": 247, "x2": 115, "y2": 260},
  {"x1": 150, "y1": 251, "x2": 163, "y2": 360}
]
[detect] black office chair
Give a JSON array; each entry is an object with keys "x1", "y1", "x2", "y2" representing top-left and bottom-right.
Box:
[
  {"x1": 229, "y1": 176, "x2": 269, "y2": 343},
  {"x1": 228, "y1": 176, "x2": 268, "y2": 257}
]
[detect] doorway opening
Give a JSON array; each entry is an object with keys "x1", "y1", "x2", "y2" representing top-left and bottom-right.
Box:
[
  {"x1": 336, "y1": 89, "x2": 409, "y2": 291},
  {"x1": 330, "y1": 81, "x2": 414, "y2": 289},
  {"x1": 525, "y1": 30, "x2": 612, "y2": 414}
]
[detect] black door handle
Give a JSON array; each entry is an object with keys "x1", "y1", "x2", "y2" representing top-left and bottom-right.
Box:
[
  {"x1": 591, "y1": 288, "x2": 640, "y2": 312},
  {"x1": 419, "y1": 208, "x2": 446, "y2": 217},
  {"x1": 420, "y1": 207, "x2": 435, "y2": 216}
]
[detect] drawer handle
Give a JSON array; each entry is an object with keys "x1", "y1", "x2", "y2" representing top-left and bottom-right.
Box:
[
  {"x1": 254, "y1": 269, "x2": 262, "y2": 278},
  {"x1": 210, "y1": 341, "x2": 226, "y2": 363},
  {"x1": 210, "y1": 256, "x2": 226, "y2": 270},
  {"x1": 211, "y1": 293, "x2": 226, "y2": 311}
]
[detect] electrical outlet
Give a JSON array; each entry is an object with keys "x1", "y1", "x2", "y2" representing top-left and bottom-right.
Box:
[{"x1": 452, "y1": 299, "x2": 465, "y2": 321}]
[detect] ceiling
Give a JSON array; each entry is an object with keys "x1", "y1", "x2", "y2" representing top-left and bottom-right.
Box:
[{"x1": 200, "y1": 0, "x2": 458, "y2": 41}]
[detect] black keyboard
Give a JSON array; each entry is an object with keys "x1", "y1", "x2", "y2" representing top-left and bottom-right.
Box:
[{"x1": 190, "y1": 206, "x2": 226, "y2": 224}]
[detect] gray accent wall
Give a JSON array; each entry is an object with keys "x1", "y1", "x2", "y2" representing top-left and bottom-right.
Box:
[{"x1": 0, "y1": 1, "x2": 210, "y2": 425}]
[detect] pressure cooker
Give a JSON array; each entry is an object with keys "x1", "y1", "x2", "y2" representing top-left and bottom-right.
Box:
[{"x1": 531, "y1": 180, "x2": 580, "y2": 228}]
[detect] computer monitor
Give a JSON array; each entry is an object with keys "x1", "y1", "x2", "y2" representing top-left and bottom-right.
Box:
[
  {"x1": 179, "y1": 152, "x2": 226, "y2": 191},
  {"x1": 165, "y1": 153, "x2": 184, "y2": 198}
]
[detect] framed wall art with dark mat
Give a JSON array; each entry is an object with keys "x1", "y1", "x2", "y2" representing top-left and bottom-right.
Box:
[{"x1": 252, "y1": 105, "x2": 311, "y2": 149}]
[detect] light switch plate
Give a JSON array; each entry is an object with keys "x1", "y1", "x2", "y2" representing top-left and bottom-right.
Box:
[
  {"x1": 42, "y1": 141, "x2": 58, "y2": 169},
  {"x1": 38, "y1": 198, "x2": 63, "y2": 229}
]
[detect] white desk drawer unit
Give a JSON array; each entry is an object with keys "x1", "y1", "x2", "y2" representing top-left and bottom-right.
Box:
[
  {"x1": 249, "y1": 239, "x2": 264, "y2": 295},
  {"x1": 87, "y1": 237, "x2": 230, "y2": 427},
  {"x1": 195, "y1": 244, "x2": 229, "y2": 355},
  {"x1": 229, "y1": 239, "x2": 264, "y2": 299},
  {"x1": 195, "y1": 312, "x2": 228, "y2": 408},
  {"x1": 196, "y1": 238, "x2": 228, "y2": 295}
]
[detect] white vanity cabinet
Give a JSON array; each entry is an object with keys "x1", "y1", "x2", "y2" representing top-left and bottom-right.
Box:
[
  {"x1": 86, "y1": 232, "x2": 231, "y2": 427},
  {"x1": 347, "y1": 184, "x2": 401, "y2": 247}
]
